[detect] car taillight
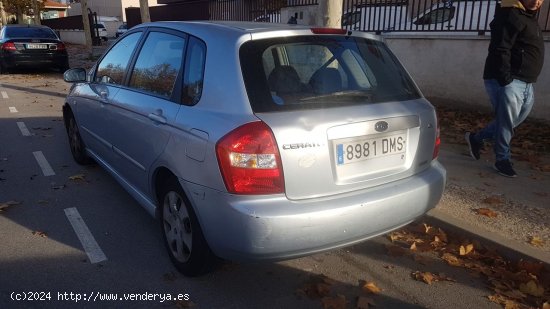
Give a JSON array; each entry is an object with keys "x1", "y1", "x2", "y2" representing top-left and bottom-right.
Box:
[
  {"x1": 216, "y1": 121, "x2": 284, "y2": 195},
  {"x1": 433, "y1": 118, "x2": 441, "y2": 159},
  {"x1": 1, "y1": 42, "x2": 16, "y2": 51},
  {"x1": 56, "y1": 43, "x2": 66, "y2": 50}
]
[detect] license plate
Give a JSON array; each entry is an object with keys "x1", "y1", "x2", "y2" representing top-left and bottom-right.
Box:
[
  {"x1": 26, "y1": 44, "x2": 48, "y2": 49},
  {"x1": 336, "y1": 132, "x2": 406, "y2": 165}
]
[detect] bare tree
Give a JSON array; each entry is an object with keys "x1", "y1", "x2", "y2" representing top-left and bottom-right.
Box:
[
  {"x1": 139, "y1": 0, "x2": 150, "y2": 23},
  {"x1": 33, "y1": 0, "x2": 40, "y2": 25}
]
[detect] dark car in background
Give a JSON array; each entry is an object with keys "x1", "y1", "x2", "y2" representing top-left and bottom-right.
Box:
[{"x1": 0, "y1": 24, "x2": 69, "y2": 74}]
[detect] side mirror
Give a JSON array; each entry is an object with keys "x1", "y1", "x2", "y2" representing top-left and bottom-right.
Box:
[{"x1": 63, "y1": 68, "x2": 87, "y2": 83}]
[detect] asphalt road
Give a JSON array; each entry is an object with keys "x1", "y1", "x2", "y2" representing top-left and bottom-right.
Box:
[{"x1": 0, "y1": 70, "x2": 502, "y2": 309}]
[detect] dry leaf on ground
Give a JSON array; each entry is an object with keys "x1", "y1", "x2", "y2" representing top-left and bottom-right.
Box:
[
  {"x1": 459, "y1": 244, "x2": 475, "y2": 256},
  {"x1": 175, "y1": 299, "x2": 196, "y2": 308},
  {"x1": 69, "y1": 174, "x2": 86, "y2": 181},
  {"x1": 518, "y1": 281, "x2": 545, "y2": 297},
  {"x1": 361, "y1": 281, "x2": 381, "y2": 294},
  {"x1": 474, "y1": 208, "x2": 499, "y2": 218},
  {"x1": 0, "y1": 201, "x2": 21, "y2": 212},
  {"x1": 528, "y1": 236, "x2": 544, "y2": 247},
  {"x1": 32, "y1": 231, "x2": 47, "y2": 238}
]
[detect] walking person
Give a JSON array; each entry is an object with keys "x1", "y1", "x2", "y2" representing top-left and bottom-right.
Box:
[{"x1": 465, "y1": 0, "x2": 545, "y2": 177}]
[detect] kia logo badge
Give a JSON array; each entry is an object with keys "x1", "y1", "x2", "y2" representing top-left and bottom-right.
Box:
[{"x1": 375, "y1": 121, "x2": 389, "y2": 132}]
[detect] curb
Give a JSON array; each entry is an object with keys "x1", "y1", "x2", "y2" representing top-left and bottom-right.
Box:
[{"x1": 424, "y1": 209, "x2": 550, "y2": 266}]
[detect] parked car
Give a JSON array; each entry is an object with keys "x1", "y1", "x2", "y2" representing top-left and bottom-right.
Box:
[
  {"x1": 0, "y1": 24, "x2": 69, "y2": 73},
  {"x1": 115, "y1": 23, "x2": 128, "y2": 38},
  {"x1": 62, "y1": 21, "x2": 446, "y2": 276},
  {"x1": 94, "y1": 23, "x2": 108, "y2": 41}
]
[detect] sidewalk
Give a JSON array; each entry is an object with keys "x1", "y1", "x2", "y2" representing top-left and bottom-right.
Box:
[{"x1": 428, "y1": 97, "x2": 550, "y2": 265}]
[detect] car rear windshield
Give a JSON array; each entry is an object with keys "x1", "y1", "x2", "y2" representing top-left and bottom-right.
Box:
[
  {"x1": 5, "y1": 27, "x2": 57, "y2": 39},
  {"x1": 240, "y1": 35, "x2": 421, "y2": 112}
]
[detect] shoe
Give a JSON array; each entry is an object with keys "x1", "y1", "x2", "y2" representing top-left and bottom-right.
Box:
[
  {"x1": 465, "y1": 132, "x2": 481, "y2": 160},
  {"x1": 494, "y1": 160, "x2": 517, "y2": 178}
]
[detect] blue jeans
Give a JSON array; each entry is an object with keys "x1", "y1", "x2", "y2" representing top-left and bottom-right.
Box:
[{"x1": 474, "y1": 79, "x2": 534, "y2": 161}]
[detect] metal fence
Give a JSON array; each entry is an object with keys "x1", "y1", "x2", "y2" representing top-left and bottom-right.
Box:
[
  {"x1": 341, "y1": 0, "x2": 550, "y2": 33},
  {"x1": 209, "y1": 0, "x2": 318, "y2": 22},
  {"x1": 209, "y1": 0, "x2": 549, "y2": 34}
]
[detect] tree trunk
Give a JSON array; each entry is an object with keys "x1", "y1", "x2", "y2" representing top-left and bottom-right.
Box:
[
  {"x1": 34, "y1": 0, "x2": 41, "y2": 25},
  {"x1": 318, "y1": 0, "x2": 343, "y2": 29},
  {"x1": 80, "y1": 0, "x2": 93, "y2": 57},
  {"x1": 139, "y1": 0, "x2": 151, "y2": 23},
  {"x1": 16, "y1": 6, "x2": 24, "y2": 24}
]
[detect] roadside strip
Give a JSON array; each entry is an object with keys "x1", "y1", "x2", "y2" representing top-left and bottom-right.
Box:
[
  {"x1": 1, "y1": 91, "x2": 8, "y2": 99},
  {"x1": 425, "y1": 208, "x2": 550, "y2": 265},
  {"x1": 64, "y1": 207, "x2": 108, "y2": 264},
  {"x1": 9, "y1": 107, "x2": 17, "y2": 113}
]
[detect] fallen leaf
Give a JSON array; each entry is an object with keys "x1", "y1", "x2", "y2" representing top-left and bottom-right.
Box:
[
  {"x1": 412, "y1": 271, "x2": 435, "y2": 284},
  {"x1": 410, "y1": 242, "x2": 417, "y2": 251},
  {"x1": 69, "y1": 174, "x2": 86, "y2": 181},
  {"x1": 32, "y1": 231, "x2": 47, "y2": 238},
  {"x1": 0, "y1": 201, "x2": 21, "y2": 212},
  {"x1": 474, "y1": 208, "x2": 498, "y2": 218},
  {"x1": 298, "y1": 276, "x2": 333, "y2": 299},
  {"x1": 321, "y1": 294, "x2": 346, "y2": 309},
  {"x1": 542, "y1": 301, "x2": 550, "y2": 309},
  {"x1": 361, "y1": 282, "x2": 381, "y2": 294},
  {"x1": 441, "y1": 253, "x2": 462, "y2": 267},
  {"x1": 459, "y1": 244, "x2": 475, "y2": 256},
  {"x1": 518, "y1": 280, "x2": 544, "y2": 297},
  {"x1": 528, "y1": 236, "x2": 544, "y2": 247}
]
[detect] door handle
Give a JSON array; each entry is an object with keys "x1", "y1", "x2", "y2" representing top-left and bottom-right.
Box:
[
  {"x1": 99, "y1": 90, "x2": 109, "y2": 104},
  {"x1": 148, "y1": 112, "x2": 167, "y2": 124}
]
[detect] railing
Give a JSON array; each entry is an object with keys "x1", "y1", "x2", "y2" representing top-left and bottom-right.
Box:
[
  {"x1": 342, "y1": 0, "x2": 550, "y2": 33},
  {"x1": 209, "y1": 0, "x2": 318, "y2": 22}
]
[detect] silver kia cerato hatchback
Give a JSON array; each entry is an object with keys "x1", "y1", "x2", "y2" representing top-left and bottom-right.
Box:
[{"x1": 63, "y1": 21, "x2": 446, "y2": 276}]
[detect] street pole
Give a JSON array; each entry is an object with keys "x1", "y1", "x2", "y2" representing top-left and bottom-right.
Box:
[
  {"x1": 139, "y1": 0, "x2": 150, "y2": 24},
  {"x1": 80, "y1": 0, "x2": 93, "y2": 58},
  {"x1": 318, "y1": 0, "x2": 343, "y2": 29}
]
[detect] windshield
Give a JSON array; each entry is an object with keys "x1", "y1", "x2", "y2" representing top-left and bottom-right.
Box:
[
  {"x1": 240, "y1": 35, "x2": 421, "y2": 112},
  {"x1": 5, "y1": 27, "x2": 57, "y2": 39}
]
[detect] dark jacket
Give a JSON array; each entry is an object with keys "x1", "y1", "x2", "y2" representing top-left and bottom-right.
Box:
[{"x1": 483, "y1": 5, "x2": 545, "y2": 86}]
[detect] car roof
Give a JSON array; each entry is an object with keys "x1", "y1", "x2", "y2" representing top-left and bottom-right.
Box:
[
  {"x1": 3, "y1": 24, "x2": 54, "y2": 29},
  {"x1": 134, "y1": 20, "x2": 312, "y2": 35}
]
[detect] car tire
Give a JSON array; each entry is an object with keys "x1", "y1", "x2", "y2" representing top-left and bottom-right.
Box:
[
  {"x1": 0, "y1": 64, "x2": 8, "y2": 75},
  {"x1": 59, "y1": 63, "x2": 70, "y2": 73},
  {"x1": 65, "y1": 111, "x2": 93, "y2": 165},
  {"x1": 159, "y1": 178, "x2": 215, "y2": 276}
]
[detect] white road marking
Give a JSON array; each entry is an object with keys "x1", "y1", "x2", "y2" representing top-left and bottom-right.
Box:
[
  {"x1": 9, "y1": 107, "x2": 18, "y2": 113},
  {"x1": 16, "y1": 122, "x2": 31, "y2": 136},
  {"x1": 64, "y1": 207, "x2": 108, "y2": 264},
  {"x1": 32, "y1": 151, "x2": 55, "y2": 176},
  {"x1": 1, "y1": 91, "x2": 8, "y2": 99}
]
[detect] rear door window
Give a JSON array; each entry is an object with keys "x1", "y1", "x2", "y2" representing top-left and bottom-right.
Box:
[{"x1": 128, "y1": 31, "x2": 186, "y2": 99}]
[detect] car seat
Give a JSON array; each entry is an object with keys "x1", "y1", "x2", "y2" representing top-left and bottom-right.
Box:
[
  {"x1": 268, "y1": 65, "x2": 302, "y2": 95},
  {"x1": 309, "y1": 67, "x2": 342, "y2": 94}
]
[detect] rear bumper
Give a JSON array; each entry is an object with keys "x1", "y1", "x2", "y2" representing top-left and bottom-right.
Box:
[
  {"x1": 1, "y1": 53, "x2": 68, "y2": 68},
  {"x1": 183, "y1": 161, "x2": 446, "y2": 261}
]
